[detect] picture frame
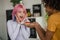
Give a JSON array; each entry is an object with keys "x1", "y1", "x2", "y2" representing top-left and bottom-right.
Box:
[{"x1": 33, "y1": 4, "x2": 41, "y2": 17}]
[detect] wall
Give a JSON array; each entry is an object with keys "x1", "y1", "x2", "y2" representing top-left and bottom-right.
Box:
[
  {"x1": 22, "y1": 0, "x2": 41, "y2": 13},
  {"x1": 22, "y1": 0, "x2": 46, "y2": 17},
  {"x1": 2, "y1": 0, "x2": 46, "y2": 16},
  {"x1": 0, "y1": 0, "x2": 8, "y2": 40}
]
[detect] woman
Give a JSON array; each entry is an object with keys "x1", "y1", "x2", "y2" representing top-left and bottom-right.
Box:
[
  {"x1": 24, "y1": 0, "x2": 60, "y2": 40},
  {"x1": 7, "y1": 4, "x2": 30, "y2": 40}
]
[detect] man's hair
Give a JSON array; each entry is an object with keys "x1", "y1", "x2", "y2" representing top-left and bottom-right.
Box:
[{"x1": 43, "y1": 0, "x2": 60, "y2": 11}]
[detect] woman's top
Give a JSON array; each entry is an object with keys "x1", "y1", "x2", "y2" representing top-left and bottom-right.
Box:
[{"x1": 7, "y1": 18, "x2": 30, "y2": 40}]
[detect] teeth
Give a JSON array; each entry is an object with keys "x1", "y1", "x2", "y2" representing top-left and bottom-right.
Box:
[{"x1": 20, "y1": 16, "x2": 23, "y2": 18}]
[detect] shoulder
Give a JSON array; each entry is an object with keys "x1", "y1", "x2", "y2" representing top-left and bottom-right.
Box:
[
  {"x1": 7, "y1": 20, "x2": 13, "y2": 24},
  {"x1": 47, "y1": 14, "x2": 58, "y2": 32},
  {"x1": 7, "y1": 20, "x2": 17, "y2": 29},
  {"x1": 7, "y1": 20, "x2": 16, "y2": 25},
  {"x1": 48, "y1": 13, "x2": 59, "y2": 24},
  {"x1": 48, "y1": 14, "x2": 58, "y2": 21}
]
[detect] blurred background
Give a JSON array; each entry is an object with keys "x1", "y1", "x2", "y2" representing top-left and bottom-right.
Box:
[{"x1": 0, "y1": 0, "x2": 47, "y2": 40}]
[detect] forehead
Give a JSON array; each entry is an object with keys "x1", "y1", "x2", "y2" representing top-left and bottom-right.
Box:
[{"x1": 17, "y1": 7, "x2": 24, "y2": 11}]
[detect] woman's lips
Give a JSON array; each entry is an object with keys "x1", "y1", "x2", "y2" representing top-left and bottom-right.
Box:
[
  {"x1": 19, "y1": 16, "x2": 24, "y2": 22},
  {"x1": 20, "y1": 16, "x2": 23, "y2": 18}
]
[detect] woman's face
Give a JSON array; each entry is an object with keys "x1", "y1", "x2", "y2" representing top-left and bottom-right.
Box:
[{"x1": 16, "y1": 8, "x2": 27, "y2": 22}]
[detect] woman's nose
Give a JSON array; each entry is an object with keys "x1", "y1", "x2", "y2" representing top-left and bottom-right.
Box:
[{"x1": 20, "y1": 14, "x2": 24, "y2": 18}]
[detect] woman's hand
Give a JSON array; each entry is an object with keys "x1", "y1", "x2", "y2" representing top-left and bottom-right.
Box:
[{"x1": 15, "y1": 15, "x2": 20, "y2": 23}]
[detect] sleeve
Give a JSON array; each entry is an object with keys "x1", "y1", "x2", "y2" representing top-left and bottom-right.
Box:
[
  {"x1": 47, "y1": 15, "x2": 57, "y2": 32},
  {"x1": 21, "y1": 25, "x2": 30, "y2": 39},
  {"x1": 7, "y1": 21, "x2": 20, "y2": 40},
  {"x1": 20, "y1": 18, "x2": 30, "y2": 39}
]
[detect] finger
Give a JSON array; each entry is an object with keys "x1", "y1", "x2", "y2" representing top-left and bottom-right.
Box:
[
  {"x1": 15, "y1": 15, "x2": 20, "y2": 23},
  {"x1": 24, "y1": 22, "x2": 30, "y2": 26},
  {"x1": 24, "y1": 22, "x2": 35, "y2": 28}
]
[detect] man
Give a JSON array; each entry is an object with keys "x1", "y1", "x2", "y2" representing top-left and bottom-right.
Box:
[{"x1": 24, "y1": 0, "x2": 60, "y2": 40}]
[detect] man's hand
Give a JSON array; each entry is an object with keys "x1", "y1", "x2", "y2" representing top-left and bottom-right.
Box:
[{"x1": 24, "y1": 22, "x2": 40, "y2": 28}]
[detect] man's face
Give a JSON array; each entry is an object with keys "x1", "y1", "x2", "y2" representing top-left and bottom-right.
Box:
[{"x1": 45, "y1": 6, "x2": 53, "y2": 16}]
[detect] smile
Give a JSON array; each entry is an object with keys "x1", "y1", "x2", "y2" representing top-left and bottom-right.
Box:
[{"x1": 20, "y1": 16, "x2": 23, "y2": 18}]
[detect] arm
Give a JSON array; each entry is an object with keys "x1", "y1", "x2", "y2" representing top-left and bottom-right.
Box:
[
  {"x1": 24, "y1": 15, "x2": 57, "y2": 40},
  {"x1": 24, "y1": 22, "x2": 54, "y2": 40},
  {"x1": 7, "y1": 21, "x2": 20, "y2": 40},
  {"x1": 35, "y1": 25, "x2": 54, "y2": 40},
  {"x1": 34, "y1": 15, "x2": 57, "y2": 40}
]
